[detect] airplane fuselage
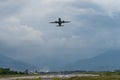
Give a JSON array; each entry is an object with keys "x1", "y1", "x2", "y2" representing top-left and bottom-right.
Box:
[{"x1": 58, "y1": 18, "x2": 62, "y2": 26}]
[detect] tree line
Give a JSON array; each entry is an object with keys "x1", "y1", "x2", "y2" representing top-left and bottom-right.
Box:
[{"x1": 0, "y1": 68, "x2": 28, "y2": 75}]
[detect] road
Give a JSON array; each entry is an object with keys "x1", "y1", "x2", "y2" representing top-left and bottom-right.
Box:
[{"x1": 0, "y1": 74, "x2": 99, "y2": 80}]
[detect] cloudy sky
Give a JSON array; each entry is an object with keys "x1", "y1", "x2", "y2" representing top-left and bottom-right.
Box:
[{"x1": 1, "y1": 0, "x2": 120, "y2": 67}]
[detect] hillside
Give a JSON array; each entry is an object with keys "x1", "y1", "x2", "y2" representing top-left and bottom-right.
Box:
[
  {"x1": 0, "y1": 54, "x2": 35, "y2": 71},
  {"x1": 64, "y1": 49, "x2": 120, "y2": 71}
]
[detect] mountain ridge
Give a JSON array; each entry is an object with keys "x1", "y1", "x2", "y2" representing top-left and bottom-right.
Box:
[
  {"x1": 0, "y1": 54, "x2": 36, "y2": 71},
  {"x1": 64, "y1": 49, "x2": 120, "y2": 71}
]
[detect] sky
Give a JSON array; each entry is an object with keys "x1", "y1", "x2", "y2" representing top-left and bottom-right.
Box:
[{"x1": 1, "y1": 0, "x2": 120, "y2": 68}]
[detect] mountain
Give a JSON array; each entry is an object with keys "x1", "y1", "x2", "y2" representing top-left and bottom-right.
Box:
[
  {"x1": 64, "y1": 49, "x2": 120, "y2": 71},
  {"x1": 0, "y1": 54, "x2": 36, "y2": 71},
  {"x1": 30, "y1": 56, "x2": 68, "y2": 72}
]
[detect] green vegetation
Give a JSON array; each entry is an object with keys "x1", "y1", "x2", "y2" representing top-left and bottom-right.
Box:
[
  {"x1": 33, "y1": 77, "x2": 41, "y2": 80},
  {"x1": 0, "y1": 68, "x2": 18, "y2": 75},
  {"x1": 53, "y1": 77, "x2": 61, "y2": 80},
  {"x1": 61, "y1": 76, "x2": 120, "y2": 80},
  {"x1": 0, "y1": 68, "x2": 29, "y2": 75}
]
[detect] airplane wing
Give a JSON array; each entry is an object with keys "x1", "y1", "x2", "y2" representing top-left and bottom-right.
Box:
[
  {"x1": 50, "y1": 21, "x2": 58, "y2": 23},
  {"x1": 62, "y1": 21, "x2": 70, "y2": 23}
]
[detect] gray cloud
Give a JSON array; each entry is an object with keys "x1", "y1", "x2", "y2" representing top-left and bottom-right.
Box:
[{"x1": 0, "y1": 0, "x2": 120, "y2": 68}]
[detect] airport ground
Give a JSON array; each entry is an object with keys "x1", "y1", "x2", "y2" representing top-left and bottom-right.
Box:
[
  {"x1": 0, "y1": 74, "x2": 98, "y2": 80},
  {"x1": 1, "y1": 72, "x2": 120, "y2": 80},
  {"x1": 1, "y1": 71, "x2": 120, "y2": 80}
]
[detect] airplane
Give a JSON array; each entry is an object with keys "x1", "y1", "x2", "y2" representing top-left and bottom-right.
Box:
[{"x1": 50, "y1": 18, "x2": 70, "y2": 26}]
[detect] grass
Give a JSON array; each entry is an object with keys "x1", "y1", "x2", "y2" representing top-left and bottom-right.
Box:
[{"x1": 63, "y1": 76, "x2": 120, "y2": 80}]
